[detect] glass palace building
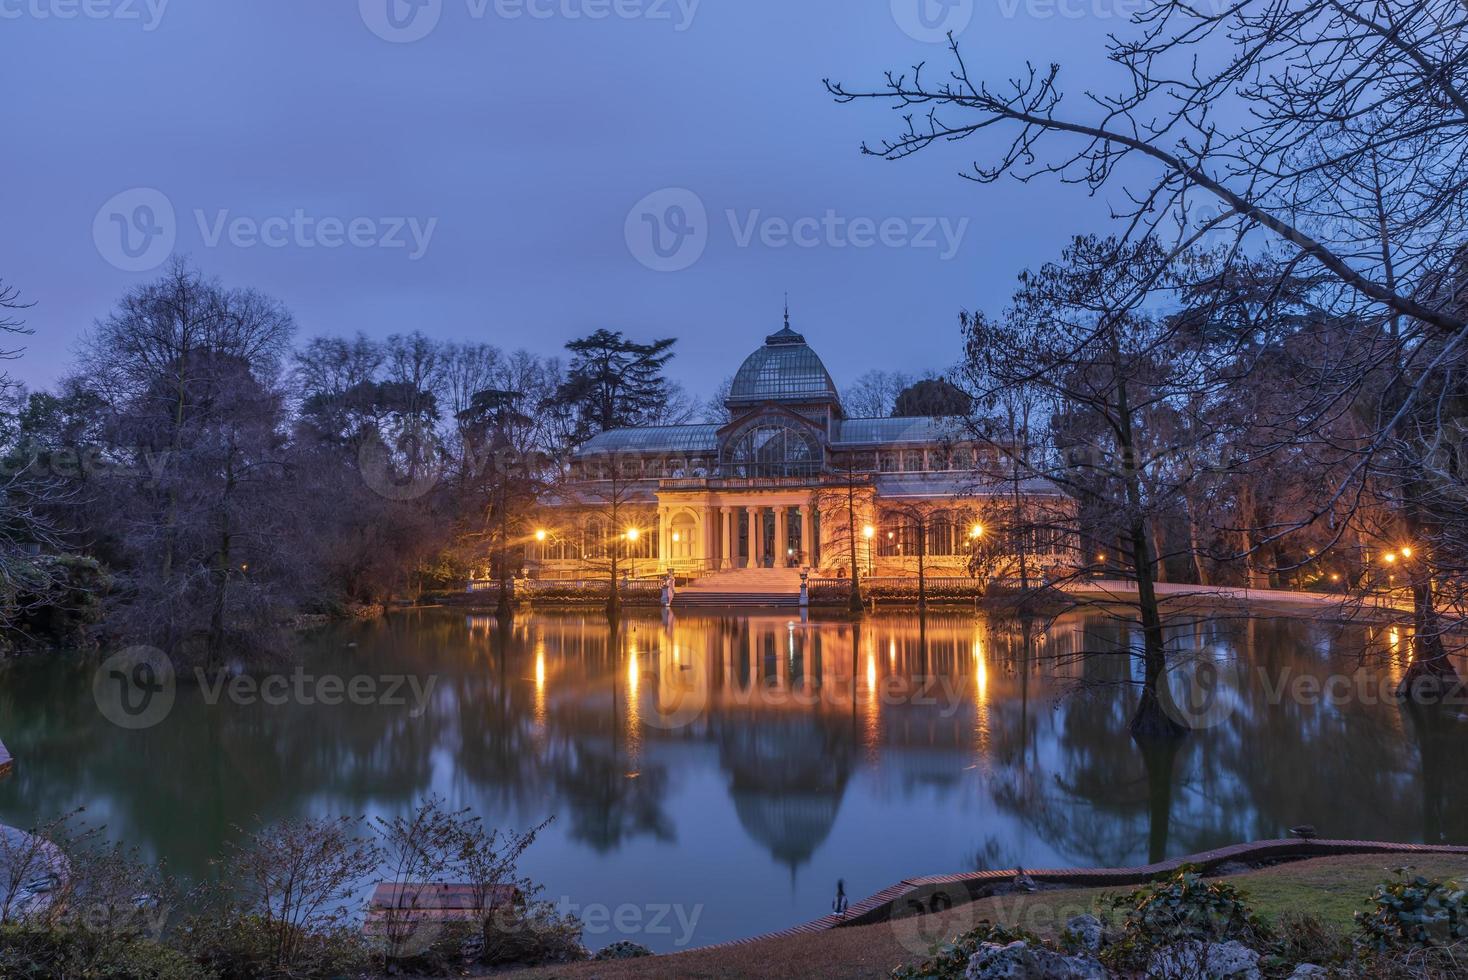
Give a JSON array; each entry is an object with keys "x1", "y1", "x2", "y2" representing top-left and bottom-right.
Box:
[{"x1": 531, "y1": 321, "x2": 1071, "y2": 581}]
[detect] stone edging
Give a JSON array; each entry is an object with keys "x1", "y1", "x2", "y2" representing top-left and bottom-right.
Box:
[{"x1": 697, "y1": 838, "x2": 1468, "y2": 951}]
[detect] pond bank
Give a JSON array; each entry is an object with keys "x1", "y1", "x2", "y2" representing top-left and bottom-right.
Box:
[
  {"x1": 744, "y1": 836, "x2": 1468, "y2": 940},
  {"x1": 429, "y1": 579, "x2": 1411, "y2": 623},
  {"x1": 511, "y1": 848, "x2": 1468, "y2": 980}
]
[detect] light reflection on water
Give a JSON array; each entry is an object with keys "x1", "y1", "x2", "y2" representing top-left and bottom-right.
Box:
[{"x1": 1, "y1": 609, "x2": 1466, "y2": 950}]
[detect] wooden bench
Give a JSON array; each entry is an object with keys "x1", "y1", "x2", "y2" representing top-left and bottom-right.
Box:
[{"x1": 363, "y1": 882, "x2": 520, "y2": 936}]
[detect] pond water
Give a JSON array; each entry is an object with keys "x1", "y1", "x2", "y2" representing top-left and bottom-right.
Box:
[{"x1": 1, "y1": 608, "x2": 1466, "y2": 952}]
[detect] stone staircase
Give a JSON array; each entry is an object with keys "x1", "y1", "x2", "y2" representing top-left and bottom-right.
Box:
[{"x1": 673, "y1": 567, "x2": 804, "y2": 608}]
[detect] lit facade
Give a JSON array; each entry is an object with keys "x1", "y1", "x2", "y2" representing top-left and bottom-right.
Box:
[{"x1": 531, "y1": 322, "x2": 1072, "y2": 581}]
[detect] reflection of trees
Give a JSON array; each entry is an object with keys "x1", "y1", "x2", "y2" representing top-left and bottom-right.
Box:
[
  {"x1": 482, "y1": 618, "x2": 676, "y2": 851},
  {"x1": 983, "y1": 613, "x2": 1468, "y2": 868},
  {"x1": 548, "y1": 736, "x2": 675, "y2": 851},
  {"x1": 3, "y1": 607, "x2": 1466, "y2": 895},
  {"x1": 0, "y1": 614, "x2": 458, "y2": 874},
  {"x1": 1399, "y1": 698, "x2": 1468, "y2": 844},
  {"x1": 1204, "y1": 617, "x2": 1432, "y2": 843}
]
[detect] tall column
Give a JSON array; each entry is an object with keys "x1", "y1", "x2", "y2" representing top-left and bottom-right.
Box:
[
  {"x1": 703, "y1": 506, "x2": 715, "y2": 569},
  {"x1": 774, "y1": 507, "x2": 788, "y2": 568},
  {"x1": 719, "y1": 507, "x2": 732, "y2": 570},
  {"x1": 747, "y1": 506, "x2": 761, "y2": 567},
  {"x1": 800, "y1": 504, "x2": 813, "y2": 567}
]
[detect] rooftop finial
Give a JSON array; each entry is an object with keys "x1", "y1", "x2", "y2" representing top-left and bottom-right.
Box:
[{"x1": 784, "y1": 292, "x2": 790, "y2": 330}]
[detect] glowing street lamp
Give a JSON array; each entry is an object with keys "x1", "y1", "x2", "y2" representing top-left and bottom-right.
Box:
[
  {"x1": 1384, "y1": 552, "x2": 1397, "y2": 564},
  {"x1": 534, "y1": 529, "x2": 548, "y2": 543},
  {"x1": 862, "y1": 525, "x2": 875, "y2": 540},
  {"x1": 969, "y1": 524, "x2": 984, "y2": 540},
  {"x1": 1400, "y1": 546, "x2": 1413, "y2": 559},
  {"x1": 625, "y1": 527, "x2": 640, "y2": 542}
]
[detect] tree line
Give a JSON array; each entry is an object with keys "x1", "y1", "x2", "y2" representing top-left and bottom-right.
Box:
[
  {"x1": 0, "y1": 261, "x2": 701, "y2": 667},
  {"x1": 828, "y1": 0, "x2": 1468, "y2": 734}
]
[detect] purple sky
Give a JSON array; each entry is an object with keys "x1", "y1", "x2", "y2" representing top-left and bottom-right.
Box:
[{"x1": 5, "y1": 0, "x2": 1126, "y2": 401}]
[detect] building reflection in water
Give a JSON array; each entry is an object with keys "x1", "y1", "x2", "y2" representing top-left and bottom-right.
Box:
[
  {"x1": 514, "y1": 609, "x2": 1468, "y2": 877},
  {"x1": 4, "y1": 608, "x2": 1466, "y2": 950}
]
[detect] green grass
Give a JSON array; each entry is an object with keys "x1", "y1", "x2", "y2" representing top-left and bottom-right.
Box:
[{"x1": 509, "y1": 853, "x2": 1468, "y2": 980}]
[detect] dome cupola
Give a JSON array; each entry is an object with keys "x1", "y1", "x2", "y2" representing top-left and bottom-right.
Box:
[{"x1": 727, "y1": 308, "x2": 841, "y2": 411}]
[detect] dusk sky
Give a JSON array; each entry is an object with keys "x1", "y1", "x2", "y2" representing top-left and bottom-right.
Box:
[{"x1": 5, "y1": 0, "x2": 1127, "y2": 400}]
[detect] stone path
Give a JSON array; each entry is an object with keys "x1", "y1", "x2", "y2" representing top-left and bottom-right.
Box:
[{"x1": 1067, "y1": 579, "x2": 1415, "y2": 616}]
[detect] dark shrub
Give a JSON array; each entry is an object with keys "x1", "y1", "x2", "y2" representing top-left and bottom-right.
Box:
[
  {"x1": 0, "y1": 925, "x2": 207, "y2": 980},
  {"x1": 1356, "y1": 872, "x2": 1468, "y2": 951},
  {"x1": 480, "y1": 901, "x2": 588, "y2": 968}
]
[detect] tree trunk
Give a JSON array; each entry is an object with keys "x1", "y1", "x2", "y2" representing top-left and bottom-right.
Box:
[
  {"x1": 1397, "y1": 476, "x2": 1462, "y2": 697},
  {"x1": 846, "y1": 475, "x2": 863, "y2": 614},
  {"x1": 1184, "y1": 494, "x2": 1209, "y2": 586},
  {"x1": 1112, "y1": 360, "x2": 1185, "y2": 740},
  {"x1": 207, "y1": 445, "x2": 235, "y2": 672},
  {"x1": 495, "y1": 485, "x2": 514, "y2": 621},
  {"x1": 1128, "y1": 518, "x2": 1184, "y2": 739},
  {"x1": 1150, "y1": 516, "x2": 1167, "y2": 583},
  {"x1": 916, "y1": 517, "x2": 927, "y2": 611},
  {"x1": 606, "y1": 489, "x2": 622, "y2": 622}
]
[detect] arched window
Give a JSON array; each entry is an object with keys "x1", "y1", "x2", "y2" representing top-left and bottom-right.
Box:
[
  {"x1": 667, "y1": 512, "x2": 697, "y2": 560},
  {"x1": 583, "y1": 516, "x2": 611, "y2": 559},
  {"x1": 928, "y1": 510, "x2": 958, "y2": 556},
  {"x1": 721, "y1": 422, "x2": 822, "y2": 478}
]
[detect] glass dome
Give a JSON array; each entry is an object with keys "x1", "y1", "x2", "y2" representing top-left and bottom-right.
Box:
[{"x1": 728, "y1": 326, "x2": 841, "y2": 406}]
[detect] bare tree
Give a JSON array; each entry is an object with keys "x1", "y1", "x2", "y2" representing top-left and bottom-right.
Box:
[
  {"x1": 963, "y1": 237, "x2": 1262, "y2": 737},
  {"x1": 563, "y1": 452, "x2": 657, "y2": 621},
  {"x1": 843, "y1": 369, "x2": 914, "y2": 418},
  {"x1": 74, "y1": 260, "x2": 298, "y2": 666},
  {"x1": 829, "y1": 3, "x2": 1468, "y2": 693},
  {"x1": 211, "y1": 815, "x2": 380, "y2": 974},
  {"x1": 814, "y1": 457, "x2": 873, "y2": 612}
]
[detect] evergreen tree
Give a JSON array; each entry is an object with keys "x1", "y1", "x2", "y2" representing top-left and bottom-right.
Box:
[{"x1": 550, "y1": 330, "x2": 676, "y2": 445}]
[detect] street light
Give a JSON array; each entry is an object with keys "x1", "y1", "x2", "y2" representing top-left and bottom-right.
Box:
[
  {"x1": 535, "y1": 529, "x2": 548, "y2": 542},
  {"x1": 625, "y1": 528, "x2": 640, "y2": 542},
  {"x1": 1400, "y1": 546, "x2": 1413, "y2": 559},
  {"x1": 969, "y1": 524, "x2": 984, "y2": 540}
]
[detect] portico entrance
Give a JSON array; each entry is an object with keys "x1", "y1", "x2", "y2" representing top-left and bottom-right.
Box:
[{"x1": 656, "y1": 493, "x2": 819, "y2": 574}]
